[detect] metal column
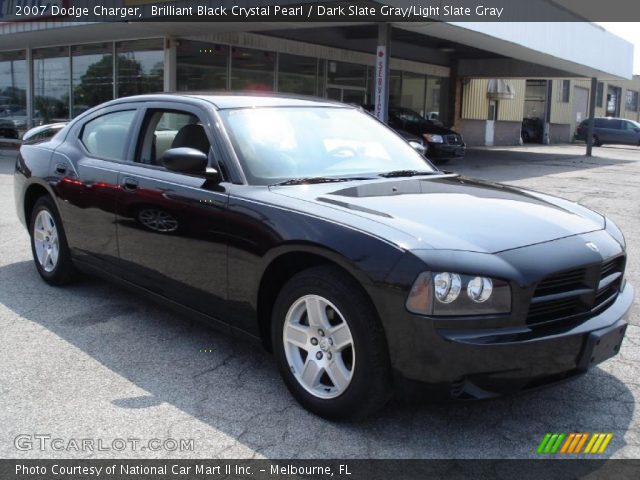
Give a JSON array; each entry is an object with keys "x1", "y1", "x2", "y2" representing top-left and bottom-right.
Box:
[
  {"x1": 26, "y1": 47, "x2": 33, "y2": 130},
  {"x1": 163, "y1": 37, "x2": 177, "y2": 92},
  {"x1": 374, "y1": 23, "x2": 390, "y2": 123},
  {"x1": 586, "y1": 77, "x2": 597, "y2": 156}
]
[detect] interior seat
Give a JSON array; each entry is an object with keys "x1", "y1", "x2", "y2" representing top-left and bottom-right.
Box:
[{"x1": 170, "y1": 124, "x2": 210, "y2": 154}]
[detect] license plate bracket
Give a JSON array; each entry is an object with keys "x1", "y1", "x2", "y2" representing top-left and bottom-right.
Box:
[{"x1": 577, "y1": 321, "x2": 627, "y2": 371}]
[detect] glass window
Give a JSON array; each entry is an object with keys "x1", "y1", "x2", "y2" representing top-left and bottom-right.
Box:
[
  {"x1": 71, "y1": 43, "x2": 114, "y2": 117},
  {"x1": 138, "y1": 110, "x2": 208, "y2": 166},
  {"x1": 388, "y1": 70, "x2": 402, "y2": 108},
  {"x1": 559, "y1": 80, "x2": 570, "y2": 103},
  {"x1": 81, "y1": 110, "x2": 136, "y2": 161},
  {"x1": 596, "y1": 82, "x2": 604, "y2": 108},
  {"x1": 607, "y1": 86, "x2": 620, "y2": 116},
  {"x1": 33, "y1": 46, "x2": 70, "y2": 123},
  {"x1": 230, "y1": 47, "x2": 275, "y2": 91},
  {"x1": 400, "y1": 72, "x2": 426, "y2": 116},
  {"x1": 116, "y1": 39, "x2": 163, "y2": 98},
  {"x1": 328, "y1": 61, "x2": 367, "y2": 89},
  {"x1": 220, "y1": 107, "x2": 434, "y2": 185},
  {"x1": 0, "y1": 50, "x2": 27, "y2": 139},
  {"x1": 277, "y1": 54, "x2": 317, "y2": 95},
  {"x1": 425, "y1": 77, "x2": 443, "y2": 122},
  {"x1": 625, "y1": 90, "x2": 638, "y2": 112},
  {"x1": 177, "y1": 40, "x2": 228, "y2": 91}
]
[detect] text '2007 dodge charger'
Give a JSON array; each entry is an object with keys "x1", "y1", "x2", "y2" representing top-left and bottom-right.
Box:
[{"x1": 14, "y1": 94, "x2": 634, "y2": 420}]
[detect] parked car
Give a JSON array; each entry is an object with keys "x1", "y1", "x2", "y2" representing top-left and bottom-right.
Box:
[
  {"x1": 0, "y1": 118, "x2": 19, "y2": 139},
  {"x1": 575, "y1": 117, "x2": 640, "y2": 146},
  {"x1": 363, "y1": 105, "x2": 465, "y2": 162},
  {"x1": 21, "y1": 123, "x2": 67, "y2": 145},
  {"x1": 521, "y1": 117, "x2": 543, "y2": 143},
  {"x1": 15, "y1": 93, "x2": 632, "y2": 420}
]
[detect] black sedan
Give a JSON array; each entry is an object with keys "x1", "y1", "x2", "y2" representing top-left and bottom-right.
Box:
[
  {"x1": 363, "y1": 105, "x2": 466, "y2": 161},
  {"x1": 14, "y1": 93, "x2": 633, "y2": 420}
]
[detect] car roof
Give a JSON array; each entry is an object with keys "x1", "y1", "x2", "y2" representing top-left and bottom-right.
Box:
[{"x1": 105, "y1": 92, "x2": 347, "y2": 110}]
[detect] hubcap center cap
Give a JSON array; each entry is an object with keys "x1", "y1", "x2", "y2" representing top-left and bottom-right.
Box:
[{"x1": 319, "y1": 338, "x2": 331, "y2": 352}]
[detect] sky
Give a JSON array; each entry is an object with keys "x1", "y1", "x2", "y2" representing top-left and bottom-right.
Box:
[{"x1": 597, "y1": 23, "x2": 640, "y2": 75}]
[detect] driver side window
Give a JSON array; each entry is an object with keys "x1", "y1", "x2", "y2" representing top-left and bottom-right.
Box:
[{"x1": 137, "y1": 110, "x2": 211, "y2": 166}]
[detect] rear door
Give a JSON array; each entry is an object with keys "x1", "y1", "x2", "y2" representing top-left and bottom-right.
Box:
[
  {"x1": 115, "y1": 102, "x2": 230, "y2": 320},
  {"x1": 52, "y1": 106, "x2": 140, "y2": 271}
]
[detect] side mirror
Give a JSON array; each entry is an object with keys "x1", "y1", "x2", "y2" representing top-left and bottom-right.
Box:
[
  {"x1": 409, "y1": 141, "x2": 427, "y2": 156},
  {"x1": 161, "y1": 147, "x2": 220, "y2": 182}
]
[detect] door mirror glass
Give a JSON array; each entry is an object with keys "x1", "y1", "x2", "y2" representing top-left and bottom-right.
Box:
[{"x1": 161, "y1": 147, "x2": 220, "y2": 182}]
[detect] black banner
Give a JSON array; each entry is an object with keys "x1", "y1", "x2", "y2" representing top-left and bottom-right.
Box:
[
  {"x1": 3, "y1": 460, "x2": 640, "y2": 480},
  {"x1": 2, "y1": 0, "x2": 640, "y2": 22}
]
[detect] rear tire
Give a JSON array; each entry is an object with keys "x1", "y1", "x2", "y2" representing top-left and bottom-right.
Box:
[
  {"x1": 272, "y1": 266, "x2": 392, "y2": 420},
  {"x1": 29, "y1": 195, "x2": 76, "y2": 286},
  {"x1": 593, "y1": 134, "x2": 602, "y2": 147}
]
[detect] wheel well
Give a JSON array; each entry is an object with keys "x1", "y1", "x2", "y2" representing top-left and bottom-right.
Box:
[
  {"x1": 23, "y1": 184, "x2": 50, "y2": 226},
  {"x1": 257, "y1": 252, "x2": 368, "y2": 352}
]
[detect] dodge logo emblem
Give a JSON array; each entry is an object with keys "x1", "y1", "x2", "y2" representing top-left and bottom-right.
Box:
[{"x1": 585, "y1": 242, "x2": 599, "y2": 252}]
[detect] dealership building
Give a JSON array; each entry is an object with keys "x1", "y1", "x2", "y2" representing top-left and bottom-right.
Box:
[{"x1": 0, "y1": 0, "x2": 635, "y2": 146}]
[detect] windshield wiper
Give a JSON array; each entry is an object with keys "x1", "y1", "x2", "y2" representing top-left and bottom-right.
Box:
[
  {"x1": 272, "y1": 176, "x2": 354, "y2": 186},
  {"x1": 378, "y1": 170, "x2": 439, "y2": 178}
]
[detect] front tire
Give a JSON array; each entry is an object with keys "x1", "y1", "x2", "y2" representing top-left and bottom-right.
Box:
[
  {"x1": 30, "y1": 195, "x2": 76, "y2": 286},
  {"x1": 272, "y1": 266, "x2": 391, "y2": 420}
]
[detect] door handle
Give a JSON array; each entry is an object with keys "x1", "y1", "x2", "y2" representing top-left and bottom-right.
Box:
[
  {"x1": 122, "y1": 177, "x2": 139, "y2": 192},
  {"x1": 54, "y1": 163, "x2": 67, "y2": 175}
]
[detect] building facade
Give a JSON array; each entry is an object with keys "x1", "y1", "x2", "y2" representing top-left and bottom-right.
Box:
[
  {"x1": 459, "y1": 75, "x2": 640, "y2": 146},
  {"x1": 0, "y1": 3, "x2": 635, "y2": 148}
]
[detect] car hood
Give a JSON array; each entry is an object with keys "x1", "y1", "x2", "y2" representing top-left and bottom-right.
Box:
[{"x1": 270, "y1": 175, "x2": 605, "y2": 253}]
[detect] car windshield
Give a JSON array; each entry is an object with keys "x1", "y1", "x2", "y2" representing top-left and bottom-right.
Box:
[{"x1": 220, "y1": 106, "x2": 435, "y2": 185}]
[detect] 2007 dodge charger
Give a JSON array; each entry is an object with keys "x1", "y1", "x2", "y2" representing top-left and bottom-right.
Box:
[{"x1": 14, "y1": 93, "x2": 633, "y2": 419}]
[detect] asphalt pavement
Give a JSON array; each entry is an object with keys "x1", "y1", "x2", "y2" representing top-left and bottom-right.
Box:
[{"x1": 0, "y1": 143, "x2": 638, "y2": 459}]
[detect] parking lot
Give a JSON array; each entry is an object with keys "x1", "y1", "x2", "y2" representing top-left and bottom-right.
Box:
[{"x1": 0, "y1": 143, "x2": 638, "y2": 459}]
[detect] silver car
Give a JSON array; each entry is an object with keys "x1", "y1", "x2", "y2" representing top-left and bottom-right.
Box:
[{"x1": 576, "y1": 117, "x2": 640, "y2": 147}]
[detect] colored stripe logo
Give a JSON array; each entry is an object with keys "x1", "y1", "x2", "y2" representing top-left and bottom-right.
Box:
[{"x1": 537, "y1": 433, "x2": 613, "y2": 454}]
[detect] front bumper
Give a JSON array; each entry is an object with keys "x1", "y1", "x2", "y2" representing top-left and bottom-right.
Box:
[
  {"x1": 427, "y1": 142, "x2": 466, "y2": 159},
  {"x1": 392, "y1": 281, "x2": 633, "y2": 400}
]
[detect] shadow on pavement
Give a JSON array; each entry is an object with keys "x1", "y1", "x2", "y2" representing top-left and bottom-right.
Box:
[
  {"x1": 449, "y1": 148, "x2": 634, "y2": 183},
  {"x1": 0, "y1": 259, "x2": 635, "y2": 460}
]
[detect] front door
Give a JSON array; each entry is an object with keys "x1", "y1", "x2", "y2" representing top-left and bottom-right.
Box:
[
  {"x1": 115, "y1": 105, "x2": 229, "y2": 320},
  {"x1": 572, "y1": 86, "x2": 589, "y2": 135}
]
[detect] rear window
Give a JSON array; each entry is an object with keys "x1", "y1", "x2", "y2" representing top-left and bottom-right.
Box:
[{"x1": 80, "y1": 110, "x2": 136, "y2": 161}]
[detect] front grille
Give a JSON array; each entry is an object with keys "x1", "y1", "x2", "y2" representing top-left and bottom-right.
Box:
[
  {"x1": 527, "y1": 255, "x2": 625, "y2": 327},
  {"x1": 601, "y1": 257, "x2": 624, "y2": 278},
  {"x1": 445, "y1": 134, "x2": 463, "y2": 145},
  {"x1": 533, "y1": 267, "x2": 587, "y2": 296}
]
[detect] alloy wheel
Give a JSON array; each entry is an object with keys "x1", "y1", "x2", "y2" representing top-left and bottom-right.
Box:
[
  {"x1": 33, "y1": 210, "x2": 59, "y2": 273},
  {"x1": 283, "y1": 294, "x2": 356, "y2": 399}
]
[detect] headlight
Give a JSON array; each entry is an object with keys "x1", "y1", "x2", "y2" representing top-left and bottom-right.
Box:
[
  {"x1": 434, "y1": 272, "x2": 461, "y2": 303},
  {"x1": 406, "y1": 272, "x2": 511, "y2": 316},
  {"x1": 467, "y1": 276, "x2": 493, "y2": 303},
  {"x1": 423, "y1": 133, "x2": 443, "y2": 143}
]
